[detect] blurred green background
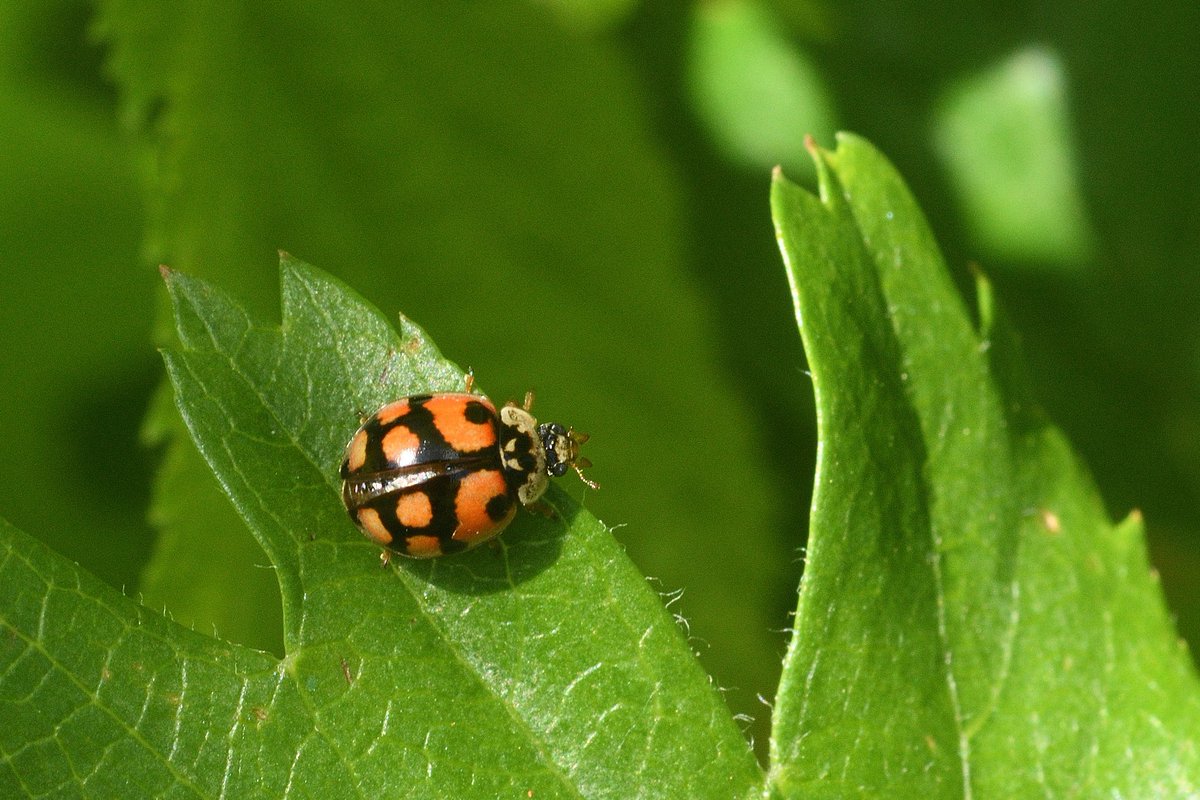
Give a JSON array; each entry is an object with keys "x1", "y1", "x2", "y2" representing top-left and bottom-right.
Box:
[{"x1": 2, "y1": 0, "x2": 1197, "y2": 754}]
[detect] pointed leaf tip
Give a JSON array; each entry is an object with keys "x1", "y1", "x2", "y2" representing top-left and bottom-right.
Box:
[
  {"x1": 149, "y1": 259, "x2": 763, "y2": 798},
  {"x1": 770, "y1": 132, "x2": 1200, "y2": 797}
]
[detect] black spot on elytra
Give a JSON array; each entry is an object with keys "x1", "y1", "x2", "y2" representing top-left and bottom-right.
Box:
[
  {"x1": 485, "y1": 492, "x2": 513, "y2": 522},
  {"x1": 363, "y1": 396, "x2": 499, "y2": 468},
  {"x1": 464, "y1": 401, "x2": 492, "y2": 424},
  {"x1": 356, "y1": 472, "x2": 465, "y2": 555}
]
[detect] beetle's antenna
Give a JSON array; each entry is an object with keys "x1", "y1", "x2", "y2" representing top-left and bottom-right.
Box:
[{"x1": 573, "y1": 463, "x2": 599, "y2": 490}]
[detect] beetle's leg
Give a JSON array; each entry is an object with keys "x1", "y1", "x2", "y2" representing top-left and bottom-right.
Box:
[
  {"x1": 464, "y1": 371, "x2": 476, "y2": 394},
  {"x1": 526, "y1": 499, "x2": 557, "y2": 519},
  {"x1": 523, "y1": 390, "x2": 535, "y2": 412}
]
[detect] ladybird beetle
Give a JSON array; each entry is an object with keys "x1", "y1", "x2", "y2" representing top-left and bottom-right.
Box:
[{"x1": 340, "y1": 377, "x2": 595, "y2": 559}]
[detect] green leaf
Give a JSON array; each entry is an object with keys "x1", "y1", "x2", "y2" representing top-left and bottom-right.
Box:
[
  {"x1": 0, "y1": 254, "x2": 764, "y2": 797},
  {"x1": 0, "y1": 517, "x2": 280, "y2": 799},
  {"x1": 0, "y1": 1, "x2": 153, "y2": 590},
  {"x1": 687, "y1": 0, "x2": 836, "y2": 176},
  {"x1": 139, "y1": 380, "x2": 283, "y2": 655},
  {"x1": 96, "y1": 0, "x2": 789, "y2": 729},
  {"x1": 768, "y1": 134, "x2": 1200, "y2": 797},
  {"x1": 933, "y1": 47, "x2": 1095, "y2": 269},
  {"x1": 529, "y1": 0, "x2": 640, "y2": 31}
]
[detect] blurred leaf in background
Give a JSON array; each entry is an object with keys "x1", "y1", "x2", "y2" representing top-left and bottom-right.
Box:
[
  {"x1": 532, "y1": 0, "x2": 640, "y2": 31},
  {"x1": 0, "y1": 2, "x2": 153, "y2": 588},
  {"x1": 1, "y1": 0, "x2": 1198, "y2": 764},
  {"x1": 933, "y1": 45, "x2": 1095, "y2": 269},
  {"x1": 687, "y1": 0, "x2": 837, "y2": 178}
]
